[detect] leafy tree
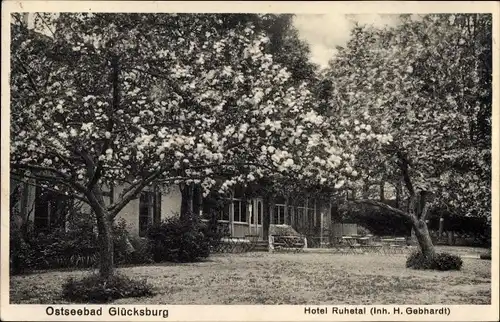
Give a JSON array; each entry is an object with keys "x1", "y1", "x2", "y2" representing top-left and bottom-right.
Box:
[{"x1": 324, "y1": 14, "x2": 492, "y2": 258}]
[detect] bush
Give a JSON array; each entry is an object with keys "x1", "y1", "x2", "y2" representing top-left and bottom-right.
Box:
[
  {"x1": 480, "y1": 252, "x2": 491, "y2": 260},
  {"x1": 406, "y1": 250, "x2": 435, "y2": 270},
  {"x1": 406, "y1": 250, "x2": 463, "y2": 271},
  {"x1": 357, "y1": 226, "x2": 372, "y2": 237},
  {"x1": 123, "y1": 236, "x2": 154, "y2": 265},
  {"x1": 9, "y1": 225, "x2": 36, "y2": 275},
  {"x1": 10, "y1": 217, "x2": 153, "y2": 273},
  {"x1": 38, "y1": 227, "x2": 99, "y2": 269},
  {"x1": 111, "y1": 219, "x2": 154, "y2": 265},
  {"x1": 433, "y1": 252, "x2": 463, "y2": 271},
  {"x1": 62, "y1": 273, "x2": 154, "y2": 303},
  {"x1": 200, "y1": 210, "x2": 229, "y2": 251},
  {"x1": 147, "y1": 212, "x2": 210, "y2": 263}
]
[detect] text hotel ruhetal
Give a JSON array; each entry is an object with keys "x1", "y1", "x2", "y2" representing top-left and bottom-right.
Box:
[{"x1": 304, "y1": 306, "x2": 451, "y2": 316}]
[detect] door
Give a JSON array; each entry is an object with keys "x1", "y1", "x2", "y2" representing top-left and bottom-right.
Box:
[{"x1": 252, "y1": 198, "x2": 264, "y2": 240}]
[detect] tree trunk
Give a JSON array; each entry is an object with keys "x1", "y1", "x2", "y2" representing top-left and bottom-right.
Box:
[
  {"x1": 395, "y1": 179, "x2": 403, "y2": 209},
  {"x1": 438, "y1": 215, "x2": 444, "y2": 238},
  {"x1": 87, "y1": 186, "x2": 115, "y2": 279},
  {"x1": 262, "y1": 196, "x2": 272, "y2": 240},
  {"x1": 180, "y1": 183, "x2": 194, "y2": 218},
  {"x1": 96, "y1": 211, "x2": 114, "y2": 279},
  {"x1": 412, "y1": 218, "x2": 436, "y2": 259},
  {"x1": 193, "y1": 184, "x2": 203, "y2": 217}
]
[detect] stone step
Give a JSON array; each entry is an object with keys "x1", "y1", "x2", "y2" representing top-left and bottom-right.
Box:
[{"x1": 252, "y1": 241, "x2": 269, "y2": 252}]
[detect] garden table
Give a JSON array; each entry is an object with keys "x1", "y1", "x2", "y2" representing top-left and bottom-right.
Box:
[
  {"x1": 356, "y1": 237, "x2": 381, "y2": 253},
  {"x1": 342, "y1": 236, "x2": 363, "y2": 254}
]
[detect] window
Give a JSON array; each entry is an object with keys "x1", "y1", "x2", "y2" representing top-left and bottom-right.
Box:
[
  {"x1": 274, "y1": 204, "x2": 286, "y2": 224},
  {"x1": 296, "y1": 206, "x2": 307, "y2": 226},
  {"x1": 34, "y1": 187, "x2": 69, "y2": 232},
  {"x1": 139, "y1": 191, "x2": 161, "y2": 237},
  {"x1": 308, "y1": 204, "x2": 316, "y2": 227},
  {"x1": 287, "y1": 205, "x2": 294, "y2": 225},
  {"x1": 294, "y1": 200, "x2": 315, "y2": 228},
  {"x1": 233, "y1": 199, "x2": 247, "y2": 223},
  {"x1": 219, "y1": 202, "x2": 230, "y2": 221},
  {"x1": 257, "y1": 201, "x2": 263, "y2": 225},
  {"x1": 250, "y1": 200, "x2": 262, "y2": 225}
]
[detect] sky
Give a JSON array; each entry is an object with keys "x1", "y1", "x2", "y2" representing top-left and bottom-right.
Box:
[
  {"x1": 293, "y1": 14, "x2": 402, "y2": 68},
  {"x1": 24, "y1": 13, "x2": 402, "y2": 69}
]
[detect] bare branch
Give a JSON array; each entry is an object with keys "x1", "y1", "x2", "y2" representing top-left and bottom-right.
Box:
[
  {"x1": 10, "y1": 174, "x2": 89, "y2": 203},
  {"x1": 349, "y1": 199, "x2": 412, "y2": 219},
  {"x1": 13, "y1": 56, "x2": 39, "y2": 95},
  {"x1": 397, "y1": 152, "x2": 415, "y2": 197},
  {"x1": 35, "y1": 13, "x2": 56, "y2": 38},
  {"x1": 11, "y1": 163, "x2": 88, "y2": 194},
  {"x1": 88, "y1": 55, "x2": 119, "y2": 190},
  {"x1": 108, "y1": 167, "x2": 170, "y2": 219}
]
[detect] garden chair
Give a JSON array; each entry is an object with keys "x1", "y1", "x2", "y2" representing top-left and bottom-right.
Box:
[
  {"x1": 331, "y1": 237, "x2": 349, "y2": 255},
  {"x1": 343, "y1": 236, "x2": 363, "y2": 254},
  {"x1": 380, "y1": 238, "x2": 395, "y2": 254},
  {"x1": 386, "y1": 237, "x2": 406, "y2": 254},
  {"x1": 360, "y1": 236, "x2": 383, "y2": 254}
]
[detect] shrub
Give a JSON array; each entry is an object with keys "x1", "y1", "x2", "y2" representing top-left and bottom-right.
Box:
[
  {"x1": 433, "y1": 252, "x2": 463, "y2": 271},
  {"x1": 406, "y1": 250, "x2": 435, "y2": 270},
  {"x1": 11, "y1": 217, "x2": 153, "y2": 273},
  {"x1": 147, "y1": 212, "x2": 210, "y2": 263},
  {"x1": 480, "y1": 252, "x2": 491, "y2": 260},
  {"x1": 357, "y1": 226, "x2": 372, "y2": 237},
  {"x1": 40, "y1": 227, "x2": 99, "y2": 269},
  {"x1": 200, "y1": 210, "x2": 229, "y2": 251},
  {"x1": 113, "y1": 219, "x2": 135, "y2": 265},
  {"x1": 406, "y1": 250, "x2": 463, "y2": 271},
  {"x1": 62, "y1": 273, "x2": 154, "y2": 303},
  {"x1": 9, "y1": 225, "x2": 36, "y2": 275},
  {"x1": 113, "y1": 219, "x2": 154, "y2": 265},
  {"x1": 124, "y1": 236, "x2": 154, "y2": 265}
]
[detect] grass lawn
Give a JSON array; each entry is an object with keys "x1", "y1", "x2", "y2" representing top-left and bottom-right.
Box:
[{"x1": 10, "y1": 248, "x2": 491, "y2": 305}]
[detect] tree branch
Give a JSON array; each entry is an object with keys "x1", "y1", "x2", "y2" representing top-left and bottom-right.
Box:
[
  {"x1": 397, "y1": 151, "x2": 415, "y2": 197},
  {"x1": 13, "y1": 56, "x2": 40, "y2": 95},
  {"x1": 88, "y1": 55, "x2": 119, "y2": 190},
  {"x1": 10, "y1": 163, "x2": 87, "y2": 194},
  {"x1": 350, "y1": 199, "x2": 411, "y2": 219},
  {"x1": 10, "y1": 174, "x2": 89, "y2": 203},
  {"x1": 35, "y1": 13, "x2": 56, "y2": 38},
  {"x1": 108, "y1": 167, "x2": 170, "y2": 219},
  {"x1": 77, "y1": 149, "x2": 97, "y2": 191}
]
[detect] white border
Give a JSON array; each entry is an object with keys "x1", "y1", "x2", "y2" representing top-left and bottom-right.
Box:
[{"x1": 1, "y1": 1, "x2": 499, "y2": 321}]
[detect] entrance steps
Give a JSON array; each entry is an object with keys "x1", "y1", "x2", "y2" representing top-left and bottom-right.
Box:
[{"x1": 252, "y1": 240, "x2": 269, "y2": 252}]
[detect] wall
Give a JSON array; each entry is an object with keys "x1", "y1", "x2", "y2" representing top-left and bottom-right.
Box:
[
  {"x1": 160, "y1": 185, "x2": 182, "y2": 219},
  {"x1": 233, "y1": 222, "x2": 251, "y2": 238},
  {"x1": 114, "y1": 184, "x2": 182, "y2": 236},
  {"x1": 113, "y1": 185, "x2": 140, "y2": 235}
]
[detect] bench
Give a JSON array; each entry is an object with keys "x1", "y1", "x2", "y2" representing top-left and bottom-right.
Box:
[{"x1": 269, "y1": 235, "x2": 307, "y2": 253}]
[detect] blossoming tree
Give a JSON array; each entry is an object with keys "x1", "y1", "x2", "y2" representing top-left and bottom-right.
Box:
[
  {"x1": 11, "y1": 13, "x2": 390, "y2": 278},
  {"x1": 324, "y1": 14, "x2": 492, "y2": 258}
]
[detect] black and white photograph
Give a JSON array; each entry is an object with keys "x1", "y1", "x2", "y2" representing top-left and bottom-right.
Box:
[{"x1": 1, "y1": 1, "x2": 498, "y2": 321}]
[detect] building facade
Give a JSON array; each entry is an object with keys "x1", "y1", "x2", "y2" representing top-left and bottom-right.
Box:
[{"x1": 11, "y1": 180, "x2": 334, "y2": 241}]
